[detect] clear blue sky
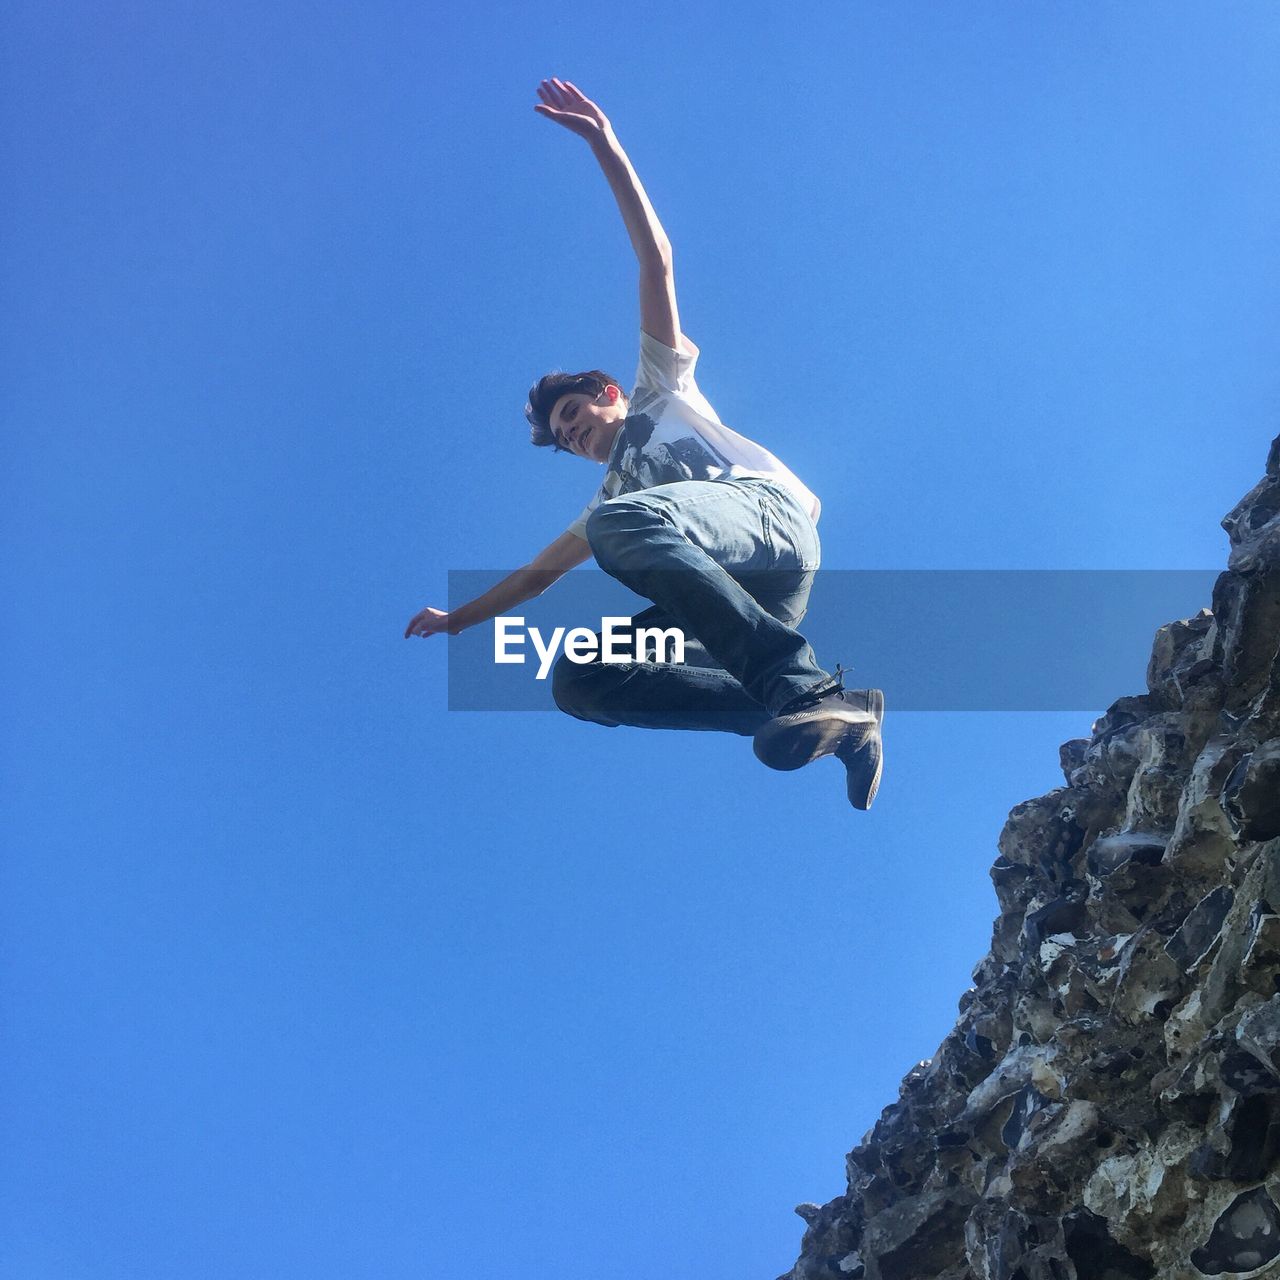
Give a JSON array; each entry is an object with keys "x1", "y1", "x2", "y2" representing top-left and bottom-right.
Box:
[{"x1": 3, "y1": 4, "x2": 1277, "y2": 1277}]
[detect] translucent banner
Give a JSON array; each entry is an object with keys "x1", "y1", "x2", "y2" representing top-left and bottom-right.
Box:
[{"x1": 443, "y1": 569, "x2": 1218, "y2": 713}]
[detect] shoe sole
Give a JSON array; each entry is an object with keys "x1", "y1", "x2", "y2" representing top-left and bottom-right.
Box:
[
  {"x1": 753, "y1": 688, "x2": 885, "y2": 773},
  {"x1": 837, "y1": 709, "x2": 884, "y2": 811}
]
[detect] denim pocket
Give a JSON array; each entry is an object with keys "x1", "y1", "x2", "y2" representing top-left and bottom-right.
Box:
[
  {"x1": 757, "y1": 494, "x2": 777, "y2": 563},
  {"x1": 758, "y1": 483, "x2": 821, "y2": 571}
]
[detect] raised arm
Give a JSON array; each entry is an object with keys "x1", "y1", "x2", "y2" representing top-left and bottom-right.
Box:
[
  {"x1": 535, "y1": 79, "x2": 683, "y2": 351},
  {"x1": 404, "y1": 530, "x2": 592, "y2": 639}
]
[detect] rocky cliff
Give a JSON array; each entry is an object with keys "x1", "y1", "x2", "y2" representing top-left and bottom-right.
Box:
[{"x1": 784, "y1": 435, "x2": 1280, "y2": 1280}]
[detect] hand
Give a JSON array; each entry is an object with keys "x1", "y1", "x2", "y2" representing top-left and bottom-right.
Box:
[
  {"x1": 404, "y1": 605, "x2": 452, "y2": 639},
  {"x1": 534, "y1": 79, "x2": 612, "y2": 143}
]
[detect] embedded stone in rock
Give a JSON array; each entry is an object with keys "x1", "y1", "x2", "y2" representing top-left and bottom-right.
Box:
[
  {"x1": 1110, "y1": 925, "x2": 1184, "y2": 1023},
  {"x1": 1164, "y1": 886, "x2": 1235, "y2": 971},
  {"x1": 1218, "y1": 1048, "x2": 1280, "y2": 1095},
  {"x1": 1220, "y1": 739, "x2": 1280, "y2": 840},
  {"x1": 960, "y1": 1043, "x2": 1060, "y2": 1126},
  {"x1": 1163, "y1": 735, "x2": 1245, "y2": 873},
  {"x1": 1189, "y1": 1186, "x2": 1280, "y2": 1275},
  {"x1": 997, "y1": 790, "x2": 1086, "y2": 871},
  {"x1": 1188, "y1": 1092, "x2": 1280, "y2": 1184},
  {"x1": 1086, "y1": 832, "x2": 1167, "y2": 877},
  {"x1": 1147, "y1": 609, "x2": 1215, "y2": 708},
  {"x1": 1061, "y1": 737, "x2": 1091, "y2": 780},
  {"x1": 999, "y1": 1084, "x2": 1051, "y2": 1153},
  {"x1": 1122, "y1": 715, "x2": 1204, "y2": 833},
  {"x1": 1222, "y1": 470, "x2": 1280, "y2": 551},
  {"x1": 1241, "y1": 912, "x2": 1280, "y2": 996},
  {"x1": 989, "y1": 856, "x2": 1036, "y2": 920},
  {"x1": 1214, "y1": 561, "x2": 1280, "y2": 710},
  {"x1": 963, "y1": 1022, "x2": 998, "y2": 1065},
  {"x1": 1022, "y1": 896, "x2": 1087, "y2": 947},
  {"x1": 860, "y1": 1190, "x2": 975, "y2": 1280},
  {"x1": 1092, "y1": 695, "x2": 1157, "y2": 740},
  {"x1": 1073, "y1": 721, "x2": 1149, "y2": 799},
  {"x1": 1223, "y1": 1093, "x2": 1280, "y2": 1180},
  {"x1": 1237, "y1": 996, "x2": 1280, "y2": 1077},
  {"x1": 1063, "y1": 1207, "x2": 1156, "y2": 1279}
]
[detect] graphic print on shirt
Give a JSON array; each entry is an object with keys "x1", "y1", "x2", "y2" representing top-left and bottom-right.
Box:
[
  {"x1": 564, "y1": 332, "x2": 822, "y2": 542},
  {"x1": 600, "y1": 393, "x2": 736, "y2": 502}
]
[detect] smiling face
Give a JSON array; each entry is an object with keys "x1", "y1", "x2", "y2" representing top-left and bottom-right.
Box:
[{"x1": 550, "y1": 385, "x2": 628, "y2": 462}]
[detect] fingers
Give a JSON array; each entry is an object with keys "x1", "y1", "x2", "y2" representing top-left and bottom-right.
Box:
[
  {"x1": 404, "y1": 615, "x2": 438, "y2": 639},
  {"x1": 536, "y1": 78, "x2": 587, "y2": 108},
  {"x1": 534, "y1": 80, "x2": 605, "y2": 144},
  {"x1": 536, "y1": 79, "x2": 565, "y2": 107},
  {"x1": 405, "y1": 602, "x2": 454, "y2": 639},
  {"x1": 534, "y1": 82, "x2": 566, "y2": 122}
]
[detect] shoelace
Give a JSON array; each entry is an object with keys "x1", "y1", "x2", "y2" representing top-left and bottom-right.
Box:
[
  {"x1": 784, "y1": 663, "x2": 851, "y2": 714},
  {"x1": 819, "y1": 663, "x2": 851, "y2": 699}
]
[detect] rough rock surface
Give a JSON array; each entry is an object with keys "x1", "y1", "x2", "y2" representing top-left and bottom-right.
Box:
[{"x1": 782, "y1": 435, "x2": 1280, "y2": 1280}]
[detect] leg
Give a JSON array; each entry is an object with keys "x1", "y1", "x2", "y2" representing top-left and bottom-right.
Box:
[
  {"x1": 582, "y1": 479, "x2": 835, "y2": 717},
  {"x1": 551, "y1": 600, "x2": 803, "y2": 736}
]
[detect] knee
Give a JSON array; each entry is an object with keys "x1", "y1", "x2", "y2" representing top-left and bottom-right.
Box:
[
  {"x1": 585, "y1": 498, "x2": 663, "y2": 566},
  {"x1": 550, "y1": 652, "x2": 611, "y2": 724}
]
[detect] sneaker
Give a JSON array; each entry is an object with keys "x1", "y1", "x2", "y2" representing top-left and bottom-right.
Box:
[{"x1": 753, "y1": 671, "x2": 885, "y2": 810}]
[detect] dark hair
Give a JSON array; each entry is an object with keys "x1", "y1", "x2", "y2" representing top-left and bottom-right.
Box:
[{"x1": 525, "y1": 369, "x2": 625, "y2": 450}]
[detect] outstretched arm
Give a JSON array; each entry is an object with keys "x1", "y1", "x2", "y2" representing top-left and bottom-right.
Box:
[
  {"x1": 535, "y1": 79, "x2": 683, "y2": 351},
  {"x1": 404, "y1": 530, "x2": 592, "y2": 639}
]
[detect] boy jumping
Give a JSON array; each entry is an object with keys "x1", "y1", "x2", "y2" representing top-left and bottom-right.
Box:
[{"x1": 405, "y1": 79, "x2": 884, "y2": 810}]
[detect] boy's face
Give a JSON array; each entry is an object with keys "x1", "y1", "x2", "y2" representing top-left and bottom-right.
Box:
[{"x1": 550, "y1": 387, "x2": 627, "y2": 462}]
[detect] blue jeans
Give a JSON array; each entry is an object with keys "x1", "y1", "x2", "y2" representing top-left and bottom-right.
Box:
[{"x1": 551, "y1": 477, "x2": 833, "y2": 735}]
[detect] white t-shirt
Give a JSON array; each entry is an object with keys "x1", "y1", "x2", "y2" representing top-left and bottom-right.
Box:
[{"x1": 565, "y1": 331, "x2": 821, "y2": 541}]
